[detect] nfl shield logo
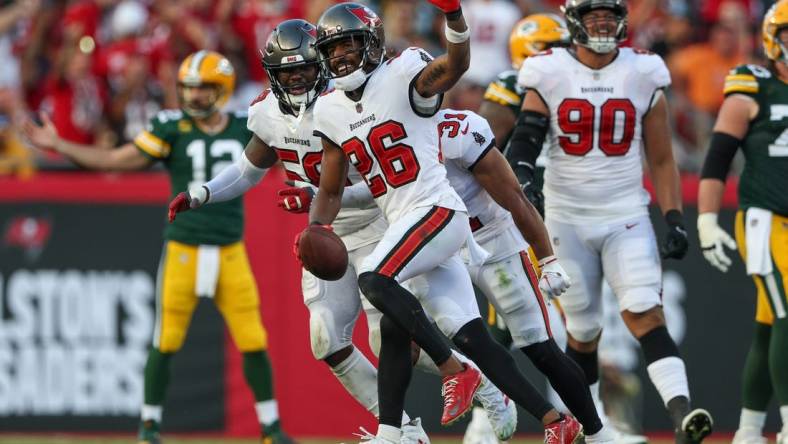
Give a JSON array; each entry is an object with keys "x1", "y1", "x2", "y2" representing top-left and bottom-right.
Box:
[{"x1": 356, "y1": 103, "x2": 363, "y2": 113}]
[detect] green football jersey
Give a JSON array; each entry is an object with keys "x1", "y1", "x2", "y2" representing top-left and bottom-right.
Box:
[
  {"x1": 134, "y1": 109, "x2": 251, "y2": 245},
  {"x1": 483, "y1": 70, "x2": 525, "y2": 147},
  {"x1": 723, "y1": 64, "x2": 788, "y2": 216}
]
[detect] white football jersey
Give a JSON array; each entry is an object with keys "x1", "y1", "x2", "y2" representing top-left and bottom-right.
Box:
[
  {"x1": 518, "y1": 47, "x2": 671, "y2": 224},
  {"x1": 313, "y1": 47, "x2": 466, "y2": 223},
  {"x1": 438, "y1": 109, "x2": 526, "y2": 258},
  {"x1": 247, "y1": 89, "x2": 384, "y2": 249}
]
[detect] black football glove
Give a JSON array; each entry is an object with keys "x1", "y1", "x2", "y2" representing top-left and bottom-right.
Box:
[
  {"x1": 522, "y1": 179, "x2": 545, "y2": 218},
  {"x1": 660, "y1": 209, "x2": 689, "y2": 260}
]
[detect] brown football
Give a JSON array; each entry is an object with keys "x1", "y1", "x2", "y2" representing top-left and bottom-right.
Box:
[{"x1": 298, "y1": 225, "x2": 348, "y2": 281}]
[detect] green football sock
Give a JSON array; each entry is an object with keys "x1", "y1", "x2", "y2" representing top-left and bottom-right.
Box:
[
  {"x1": 144, "y1": 348, "x2": 173, "y2": 406},
  {"x1": 770, "y1": 317, "x2": 788, "y2": 405},
  {"x1": 243, "y1": 350, "x2": 275, "y2": 402},
  {"x1": 742, "y1": 322, "x2": 773, "y2": 410}
]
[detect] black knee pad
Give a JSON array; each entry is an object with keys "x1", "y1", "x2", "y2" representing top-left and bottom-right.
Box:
[
  {"x1": 638, "y1": 325, "x2": 680, "y2": 364},
  {"x1": 358, "y1": 271, "x2": 396, "y2": 308},
  {"x1": 522, "y1": 339, "x2": 564, "y2": 368}
]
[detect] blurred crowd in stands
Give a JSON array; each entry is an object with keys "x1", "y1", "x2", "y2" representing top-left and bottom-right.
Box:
[{"x1": 0, "y1": 0, "x2": 774, "y2": 177}]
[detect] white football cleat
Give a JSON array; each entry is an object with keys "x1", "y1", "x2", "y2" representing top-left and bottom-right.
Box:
[
  {"x1": 585, "y1": 425, "x2": 615, "y2": 444},
  {"x1": 355, "y1": 427, "x2": 398, "y2": 444},
  {"x1": 472, "y1": 376, "x2": 518, "y2": 441},
  {"x1": 463, "y1": 406, "x2": 499, "y2": 444},
  {"x1": 610, "y1": 426, "x2": 648, "y2": 444},
  {"x1": 401, "y1": 418, "x2": 429, "y2": 444},
  {"x1": 776, "y1": 430, "x2": 786, "y2": 444}
]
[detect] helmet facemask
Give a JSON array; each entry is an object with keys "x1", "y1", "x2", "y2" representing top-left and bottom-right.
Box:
[
  {"x1": 317, "y1": 31, "x2": 382, "y2": 91},
  {"x1": 178, "y1": 81, "x2": 222, "y2": 119},
  {"x1": 564, "y1": 2, "x2": 627, "y2": 54},
  {"x1": 266, "y1": 60, "x2": 324, "y2": 112}
]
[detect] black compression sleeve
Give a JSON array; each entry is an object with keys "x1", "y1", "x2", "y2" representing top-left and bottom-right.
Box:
[
  {"x1": 507, "y1": 110, "x2": 549, "y2": 183},
  {"x1": 700, "y1": 132, "x2": 741, "y2": 181}
]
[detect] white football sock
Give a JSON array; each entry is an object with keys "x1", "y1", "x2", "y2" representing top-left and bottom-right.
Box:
[
  {"x1": 377, "y1": 424, "x2": 401, "y2": 442},
  {"x1": 589, "y1": 381, "x2": 610, "y2": 425},
  {"x1": 330, "y1": 347, "x2": 380, "y2": 417},
  {"x1": 141, "y1": 404, "x2": 162, "y2": 422},
  {"x1": 255, "y1": 400, "x2": 279, "y2": 426},
  {"x1": 739, "y1": 408, "x2": 767, "y2": 431},
  {"x1": 646, "y1": 356, "x2": 690, "y2": 406},
  {"x1": 781, "y1": 406, "x2": 788, "y2": 431}
]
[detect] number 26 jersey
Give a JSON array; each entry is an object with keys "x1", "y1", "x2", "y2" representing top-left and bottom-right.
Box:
[
  {"x1": 518, "y1": 47, "x2": 671, "y2": 224},
  {"x1": 313, "y1": 47, "x2": 466, "y2": 223}
]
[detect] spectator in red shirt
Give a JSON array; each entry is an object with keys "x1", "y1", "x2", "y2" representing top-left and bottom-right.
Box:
[{"x1": 41, "y1": 41, "x2": 108, "y2": 146}]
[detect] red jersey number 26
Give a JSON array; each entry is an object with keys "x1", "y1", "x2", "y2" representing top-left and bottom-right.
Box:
[{"x1": 342, "y1": 120, "x2": 421, "y2": 197}]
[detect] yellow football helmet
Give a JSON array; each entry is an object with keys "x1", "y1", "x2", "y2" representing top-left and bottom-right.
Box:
[
  {"x1": 177, "y1": 50, "x2": 236, "y2": 117},
  {"x1": 763, "y1": 0, "x2": 788, "y2": 62},
  {"x1": 509, "y1": 13, "x2": 570, "y2": 69}
]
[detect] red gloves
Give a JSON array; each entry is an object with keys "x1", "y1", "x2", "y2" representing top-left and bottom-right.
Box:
[
  {"x1": 277, "y1": 186, "x2": 315, "y2": 213},
  {"x1": 168, "y1": 192, "x2": 191, "y2": 222},
  {"x1": 427, "y1": 0, "x2": 461, "y2": 15}
]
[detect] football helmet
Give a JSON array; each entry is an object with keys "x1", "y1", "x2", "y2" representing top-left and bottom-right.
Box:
[
  {"x1": 509, "y1": 13, "x2": 570, "y2": 69},
  {"x1": 763, "y1": 0, "x2": 788, "y2": 62},
  {"x1": 177, "y1": 50, "x2": 235, "y2": 118},
  {"x1": 562, "y1": 0, "x2": 627, "y2": 54},
  {"x1": 315, "y1": 2, "x2": 385, "y2": 91},
  {"x1": 263, "y1": 19, "x2": 327, "y2": 110}
]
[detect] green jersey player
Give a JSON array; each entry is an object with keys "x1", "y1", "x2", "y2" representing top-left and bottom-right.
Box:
[
  {"x1": 24, "y1": 50, "x2": 292, "y2": 444},
  {"x1": 699, "y1": 2, "x2": 788, "y2": 443}
]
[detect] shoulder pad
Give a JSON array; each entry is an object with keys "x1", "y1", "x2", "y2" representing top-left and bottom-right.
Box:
[
  {"x1": 630, "y1": 49, "x2": 671, "y2": 88},
  {"x1": 724, "y1": 64, "x2": 767, "y2": 96},
  {"x1": 249, "y1": 89, "x2": 272, "y2": 106}
]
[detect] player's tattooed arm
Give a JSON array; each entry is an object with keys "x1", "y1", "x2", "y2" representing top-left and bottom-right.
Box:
[
  {"x1": 309, "y1": 138, "x2": 349, "y2": 226},
  {"x1": 471, "y1": 147, "x2": 554, "y2": 259},
  {"x1": 413, "y1": 14, "x2": 469, "y2": 97},
  {"x1": 643, "y1": 92, "x2": 682, "y2": 215}
]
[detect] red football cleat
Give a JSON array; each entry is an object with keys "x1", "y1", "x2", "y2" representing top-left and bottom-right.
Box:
[
  {"x1": 544, "y1": 415, "x2": 583, "y2": 444},
  {"x1": 440, "y1": 363, "x2": 482, "y2": 426}
]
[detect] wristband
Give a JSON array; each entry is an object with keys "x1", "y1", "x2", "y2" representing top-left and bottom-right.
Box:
[{"x1": 444, "y1": 23, "x2": 470, "y2": 44}]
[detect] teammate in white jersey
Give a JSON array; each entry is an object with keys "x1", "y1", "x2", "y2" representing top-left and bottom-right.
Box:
[
  {"x1": 304, "y1": 2, "x2": 582, "y2": 443},
  {"x1": 168, "y1": 19, "x2": 513, "y2": 441},
  {"x1": 505, "y1": 1, "x2": 713, "y2": 443}
]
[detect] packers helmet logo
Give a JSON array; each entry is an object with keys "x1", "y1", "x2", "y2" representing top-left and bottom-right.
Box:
[
  {"x1": 518, "y1": 21, "x2": 539, "y2": 36},
  {"x1": 216, "y1": 58, "x2": 234, "y2": 76}
]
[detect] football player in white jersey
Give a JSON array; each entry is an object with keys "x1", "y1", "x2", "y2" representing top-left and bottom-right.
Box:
[
  {"x1": 168, "y1": 19, "x2": 514, "y2": 441},
  {"x1": 305, "y1": 2, "x2": 583, "y2": 443},
  {"x1": 505, "y1": 1, "x2": 713, "y2": 443}
]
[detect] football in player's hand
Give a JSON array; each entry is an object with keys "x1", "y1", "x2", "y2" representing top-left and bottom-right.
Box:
[{"x1": 297, "y1": 225, "x2": 348, "y2": 281}]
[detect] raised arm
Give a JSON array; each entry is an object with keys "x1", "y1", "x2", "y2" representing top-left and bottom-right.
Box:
[
  {"x1": 23, "y1": 113, "x2": 153, "y2": 171},
  {"x1": 309, "y1": 138, "x2": 349, "y2": 226},
  {"x1": 413, "y1": 0, "x2": 470, "y2": 97}
]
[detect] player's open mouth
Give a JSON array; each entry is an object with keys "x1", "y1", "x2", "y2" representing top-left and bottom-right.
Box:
[{"x1": 335, "y1": 62, "x2": 355, "y2": 76}]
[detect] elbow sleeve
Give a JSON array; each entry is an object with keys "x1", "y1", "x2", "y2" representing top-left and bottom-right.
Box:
[
  {"x1": 700, "y1": 132, "x2": 741, "y2": 182},
  {"x1": 506, "y1": 110, "x2": 549, "y2": 183},
  {"x1": 205, "y1": 154, "x2": 268, "y2": 203}
]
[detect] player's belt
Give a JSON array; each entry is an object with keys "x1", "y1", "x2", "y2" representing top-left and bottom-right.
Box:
[{"x1": 469, "y1": 216, "x2": 483, "y2": 232}]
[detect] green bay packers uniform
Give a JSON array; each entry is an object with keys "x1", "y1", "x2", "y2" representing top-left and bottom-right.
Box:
[
  {"x1": 724, "y1": 64, "x2": 788, "y2": 326},
  {"x1": 134, "y1": 109, "x2": 267, "y2": 353}
]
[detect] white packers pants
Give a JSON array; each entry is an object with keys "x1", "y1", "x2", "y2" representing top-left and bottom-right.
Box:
[
  {"x1": 546, "y1": 214, "x2": 663, "y2": 342},
  {"x1": 359, "y1": 206, "x2": 481, "y2": 339}
]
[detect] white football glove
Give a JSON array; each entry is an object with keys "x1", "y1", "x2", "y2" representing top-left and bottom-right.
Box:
[
  {"x1": 538, "y1": 256, "x2": 571, "y2": 298},
  {"x1": 697, "y1": 212, "x2": 737, "y2": 272}
]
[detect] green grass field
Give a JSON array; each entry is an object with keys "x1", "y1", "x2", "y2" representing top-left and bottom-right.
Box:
[{"x1": 0, "y1": 437, "x2": 731, "y2": 444}]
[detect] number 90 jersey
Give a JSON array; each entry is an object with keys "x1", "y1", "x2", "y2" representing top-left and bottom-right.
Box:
[
  {"x1": 247, "y1": 89, "x2": 384, "y2": 250},
  {"x1": 313, "y1": 47, "x2": 466, "y2": 223},
  {"x1": 518, "y1": 47, "x2": 671, "y2": 224}
]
